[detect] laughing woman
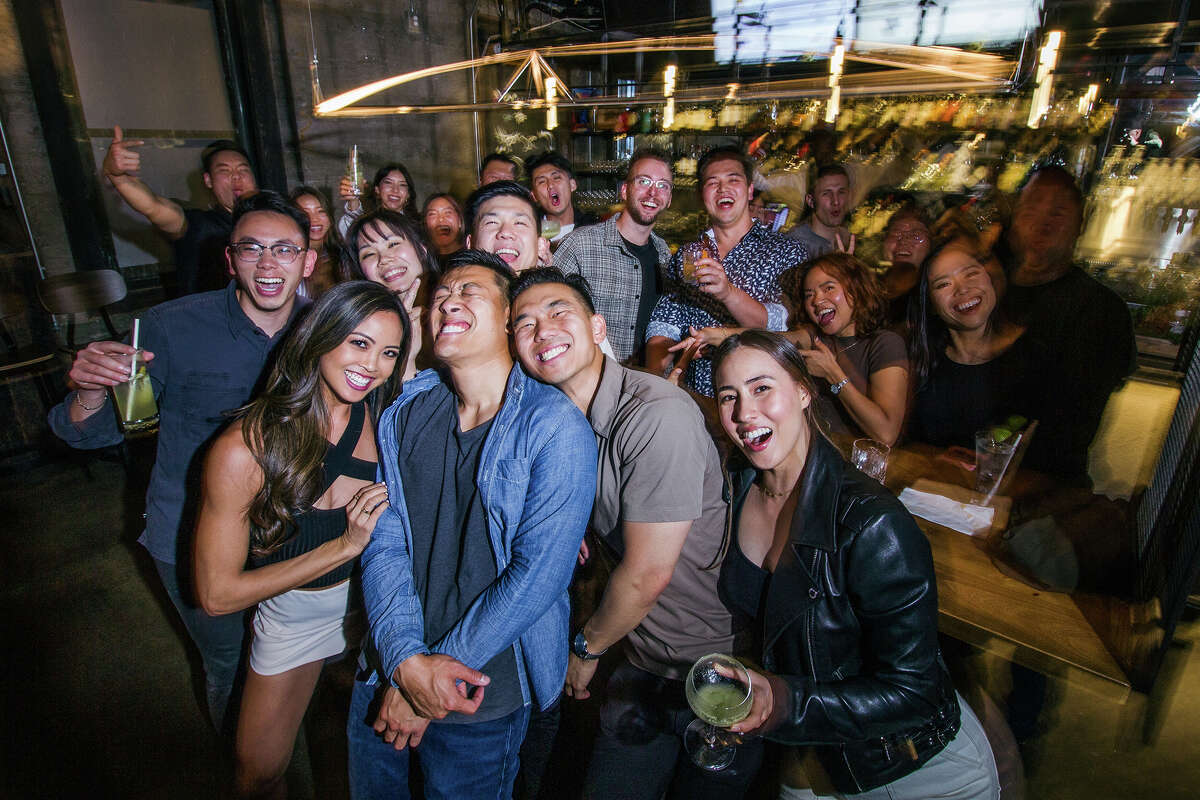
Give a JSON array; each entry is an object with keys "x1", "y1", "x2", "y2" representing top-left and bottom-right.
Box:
[
  {"x1": 711, "y1": 331, "x2": 999, "y2": 800},
  {"x1": 344, "y1": 209, "x2": 438, "y2": 382},
  {"x1": 194, "y1": 281, "x2": 410, "y2": 799}
]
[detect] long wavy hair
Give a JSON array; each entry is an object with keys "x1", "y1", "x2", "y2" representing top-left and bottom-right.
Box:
[
  {"x1": 238, "y1": 281, "x2": 411, "y2": 555},
  {"x1": 288, "y1": 185, "x2": 350, "y2": 282},
  {"x1": 784, "y1": 252, "x2": 888, "y2": 339}
]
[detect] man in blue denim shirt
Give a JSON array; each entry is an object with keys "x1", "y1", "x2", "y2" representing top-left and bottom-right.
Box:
[
  {"x1": 47, "y1": 192, "x2": 315, "y2": 731},
  {"x1": 347, "y1": 250, "x2": 596, "y2": 800}
]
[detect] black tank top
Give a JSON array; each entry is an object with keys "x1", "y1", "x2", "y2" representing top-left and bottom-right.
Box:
[{"x1": 249, "y1": 402, "x2": 377, "y2": 589}]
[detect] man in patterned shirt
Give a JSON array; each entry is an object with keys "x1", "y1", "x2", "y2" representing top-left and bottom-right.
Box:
[
  {"x1": 645, "y1": 146, "x2": 809, "y2": 395},
  {"x1": 555, "y1": 148, "x2": 673, "y2": 363}
]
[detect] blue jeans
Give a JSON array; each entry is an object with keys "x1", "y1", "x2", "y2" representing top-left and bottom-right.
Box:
[
  {"x1": 153, "y1": 556, "x2": 246, "y2": 732},
  {"x1": 347, "y1": 678, "x2": 531, "y2": 800}
]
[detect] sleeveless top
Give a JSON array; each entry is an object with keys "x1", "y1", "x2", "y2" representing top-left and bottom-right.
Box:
[{"x1": 249, "y1": 402, "x2": 377, "y2": 589}]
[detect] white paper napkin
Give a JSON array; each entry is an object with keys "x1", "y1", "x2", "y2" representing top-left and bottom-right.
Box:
[{"x1": 898, "y1": 487, "x2": 995, "y2": 536}]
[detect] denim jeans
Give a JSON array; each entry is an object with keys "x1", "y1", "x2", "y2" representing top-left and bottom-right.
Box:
[
  {"x1": 583, "y1": 660, "x2": 763, "y2": 800},
  {"x1": 347, "y1": 678, "x2": 531, "y2": 800},
  {"x1": 153, "y1": 556, "x2": 246, "y2": 732}
]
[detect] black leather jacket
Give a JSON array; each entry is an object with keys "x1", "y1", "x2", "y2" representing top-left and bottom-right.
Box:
[{"x1": 721, "y1": 435, "x2": 961, "y2": 794}]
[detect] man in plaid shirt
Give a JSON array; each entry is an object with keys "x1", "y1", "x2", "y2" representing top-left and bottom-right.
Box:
[{"x1": 554, "y1": 148, "x2": 674, "y2": 363}]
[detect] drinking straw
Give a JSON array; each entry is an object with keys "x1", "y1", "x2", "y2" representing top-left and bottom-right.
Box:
[
  {"x1": 130, "y1": 318, "x2": 140, "y2": 380},
  {"x1": 983, "y1": 431, "x2": 1022, "y2": 506}
]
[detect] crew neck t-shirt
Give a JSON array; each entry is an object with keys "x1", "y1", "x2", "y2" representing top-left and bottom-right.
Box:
[
  {"x1": 812, "y1": 329, "x2": 909, "y2": 438},
  {"x1": 621, "y1": 234, "x2": 663, "y2": 360},
  {"x1": 174, "y1": 207, "x2": 234, "y2": 297},
  {"x1": 394, "y1": 387, "x2": 522, "y2": 723}
]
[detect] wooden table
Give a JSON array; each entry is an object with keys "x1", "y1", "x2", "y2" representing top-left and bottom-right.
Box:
[{"x1": 863, "y1": 439, "x2": 1136, "y2": 702}]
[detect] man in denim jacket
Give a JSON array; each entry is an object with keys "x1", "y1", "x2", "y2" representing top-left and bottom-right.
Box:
[{"x1": 347, "y1": 249, "x2": 597, "y2": 800}]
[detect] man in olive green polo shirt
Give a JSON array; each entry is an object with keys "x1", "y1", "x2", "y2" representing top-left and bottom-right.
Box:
[{"x1": 510, "y1": 267, "x2": 758, "y2": 799}]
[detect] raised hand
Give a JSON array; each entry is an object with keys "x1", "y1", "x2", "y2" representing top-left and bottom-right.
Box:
[
  {"x1": 833, "y1": 231, "x2": 857, "y2": 254},
  {"x1": 798, "y1": 338, "x2": 843, "y2": 385},
  {"x1": 692, "y1": 256, "x2": 732, "y2": 301},
  {"x1": 68, "y1": 341, "x2": 153, "y2": 391},
  {"x1": 102, "y1": 126, "x2": 145, "y2": 180}
]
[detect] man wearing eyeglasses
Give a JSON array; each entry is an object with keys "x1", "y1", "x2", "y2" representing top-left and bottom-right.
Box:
[
  {"x1": 554, "y1": 148, "x2": 674, "y2": 364},
  {"x1": 48, "y1": 191, "x2": 314, "y2": 734}
]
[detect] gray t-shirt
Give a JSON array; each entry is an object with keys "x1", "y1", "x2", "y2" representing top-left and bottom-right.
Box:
[
  {"x1": 586, "y1": 357, "x2": 741, "y2": 679},
  {"x1": 784, "y1": 220, "x2": 833, "y2": 260},
  {"x1": 395, "y1": 386, "x2": 523, "y2": 723}
]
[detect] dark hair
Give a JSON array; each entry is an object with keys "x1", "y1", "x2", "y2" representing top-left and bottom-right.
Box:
[
  {"x1": 371, "y1": 162, "x2": 419, "y2": 218},
  {"x1": 526, "y1": 150, "x2": 575, "y2": 180},
  {"x1": 509, "y1": 266, "x2": 596, "y2": 314},
  {"x1": 464, "y1": 180, "x2": 542, "y2": 237},
  {"x1": 288, "y1": 185, "x2": 346, "y2": 271},
  {"x1": 1018, "y1": 164, "x2": 1085, "y2": 226},
  {"x1": 201, "y1": 139, "x2": 251, "y2": 174},
  {"x1": 885, "y1": 204, "x2": 932, "y2": 236},
  {"x1": 342, "y1": 208, "x2": 438, "y2": 285},
  {"x1": 907, "y1": 229, "x2": 1002, "y2": 387},
  {"x1": 795, "y1": 252, "x2": 888, "y2": 338},
  {"x1": 623, "y1": 147, "x2": 673, "y2": 182},
  {"x1": 710, "y1": 330, "x2": 828, "y2": 439},
  {"x1": 233, "y1": 191, "x2": 311, "y2": 248},
  {"x1": 442, "y1": 249, "x2": 514, "y2": 299},
  {"x1": 238, "y1": 281, "x2": 410, "y2": 555},
  {"x1": 480, "y1": 152, "x2": 522, "y2": 182},
  {"x1": 810, "y1": 162, "x2": 850, "y2": 188},
  {"x1": 696, "y1": 145, "x2": 754, "y2": 191},
  {"x1": 422, "y1": 193, "x2": 465, "y2": 247}
]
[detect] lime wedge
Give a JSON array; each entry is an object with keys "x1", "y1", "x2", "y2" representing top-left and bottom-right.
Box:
[
  {"x1": 1004, "y1": 414, "x2": 1028, "y2": 430},
  {"x1": 989, "y1": 426, "x2": 1013, "y2": 443}
]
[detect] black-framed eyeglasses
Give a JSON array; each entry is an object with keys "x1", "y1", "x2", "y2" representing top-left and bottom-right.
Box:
[{"x1": 228, "y1": 241, "x2": 307, "y2": 264}]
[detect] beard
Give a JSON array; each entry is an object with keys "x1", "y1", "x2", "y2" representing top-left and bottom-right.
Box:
[{"x1": 625, "y1": 202, "x2": 661, "y2": 227}]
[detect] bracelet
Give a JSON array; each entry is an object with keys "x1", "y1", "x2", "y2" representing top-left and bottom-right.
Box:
[{"x1": 75, "y1": 392, "x2": 107, "y2": 411}]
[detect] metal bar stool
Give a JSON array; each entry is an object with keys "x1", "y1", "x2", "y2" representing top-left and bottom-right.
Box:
[{"x1": 36, "y1": 269, "x2": 128, "y2": 352}]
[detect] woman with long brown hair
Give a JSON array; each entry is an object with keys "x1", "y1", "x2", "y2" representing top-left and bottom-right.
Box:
[
  {"x1": 711, "y1": 331, "x2": 998, "y2": 799},
  {"x1": 194, "y1": 281, "x2": 410, "y2": 799}
]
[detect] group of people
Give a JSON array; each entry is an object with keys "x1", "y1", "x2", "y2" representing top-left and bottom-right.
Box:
[{"x1": 47, "y1": 129, "x2": 1135, "y2": 800}]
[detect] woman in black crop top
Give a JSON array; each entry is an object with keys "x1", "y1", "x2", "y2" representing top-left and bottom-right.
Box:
[{"x1": 194, "y1": 282, "x2": 409, "y2": 798}]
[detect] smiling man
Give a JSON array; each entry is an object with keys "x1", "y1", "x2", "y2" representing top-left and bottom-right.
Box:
[
  {"x1": 554, "y1": 148, "x2": 674, "y2": 363},
  {"x1": 527, "y1": 151, "x2": 598, "y2": 246},
  {"x1": 102, "y1": 130, "x2": 258, "y2": 296},
  {"x1": 646, "y1": 145, "x2": 809, "y2": 395},
  {"x1": 510, "y1": 267, "x2": 756, "y2": 799},
  {"x1": 348, "y1": 250, "x2": 595, "y2": 800},
  {"x1": 463, "y1": 180, "x2": 550, "y2": 273},
  {"x1": 48, "y1": 191, "x2": 313, "y2": 732}
]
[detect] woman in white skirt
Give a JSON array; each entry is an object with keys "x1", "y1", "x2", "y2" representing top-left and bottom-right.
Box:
[{"x1": 195, "y1": 281, "x2": 410, "y2": 798}]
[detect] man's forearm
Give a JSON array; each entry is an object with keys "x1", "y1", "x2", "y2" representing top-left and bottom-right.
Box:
[
  {"x1": 108, "y1": 174, "x2": 186, "y2": 237},
  {"x1": 721, "y1": 286, "x2": 768, "y2": 327},
  {"x1": 580, "y1": 560, "x2": 670, "y2": 653}
]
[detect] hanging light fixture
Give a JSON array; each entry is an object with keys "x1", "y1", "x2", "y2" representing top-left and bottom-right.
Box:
[
  {"x1": 1027, "y1": 30, "x2": 1062, "y2": 128},
  {"x1": 545, "y1": 76, "x2": 559, "y2": 130},
  {"x1": 663, "y1": 64, "x2": 678, "y2": 129},
  {"x1": 1077, "y1": 83, "x2": 1099, "y2": 115},
  {"x1": 825, "y1": 41, "x2": 845, "y2": 124}
]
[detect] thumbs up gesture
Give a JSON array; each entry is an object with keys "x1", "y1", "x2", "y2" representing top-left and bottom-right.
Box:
[{"x1": 102, "y1": 126, "x2": 145, "y2": 180}]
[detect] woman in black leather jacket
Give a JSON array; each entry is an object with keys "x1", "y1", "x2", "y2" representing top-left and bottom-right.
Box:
[{"x1": 710, "y1": 331, "x2": 998, "y2": 799}]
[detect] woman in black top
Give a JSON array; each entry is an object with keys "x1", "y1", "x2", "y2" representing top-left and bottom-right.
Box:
[
  {"x1": 194, "y1": 282, "x2": 410, "y2": 798},
  {"x1": 710, "y1": 331, "x2": 998, "y2": 798},
  {"x1": 907, "y1": 232, "x2": 1057, "y2": 472}
]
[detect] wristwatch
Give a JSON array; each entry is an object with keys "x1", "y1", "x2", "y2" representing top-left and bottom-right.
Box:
[
  {"x1": 571, "y1": 630, "x2": 607, "y2": 661},
  {"x1": 830, "y1": 377, "x2": 851, "y2": 395}
]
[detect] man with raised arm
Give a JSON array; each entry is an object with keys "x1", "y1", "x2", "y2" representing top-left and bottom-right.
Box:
[
  {"x1": 645, "y1": 145, "x2": 808, "y2": 396},
  {"x1": 554, "y1": 148, "x2": 674, "y2": 364},
  {"x1": 347, "y1": 250, "x2": 596, "y2": 800},
  {"x1": 102, "y1": 128, "x2": 258, "y2": 295},
  {"x1": 47, "y1": 191, "x2": 314, "y2": 730},
  {"x1": 510, "y1": 267, "x2": 757, "y2": 799}
]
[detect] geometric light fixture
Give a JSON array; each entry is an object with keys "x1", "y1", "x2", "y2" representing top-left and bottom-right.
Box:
[{"x1": 310, "y1": 35, "x2": 1016, "y2": 118}]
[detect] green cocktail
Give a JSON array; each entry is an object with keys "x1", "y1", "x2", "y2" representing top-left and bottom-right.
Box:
[{"x1": 112, "y1": 363, "x2": 158, "y2": 435}]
